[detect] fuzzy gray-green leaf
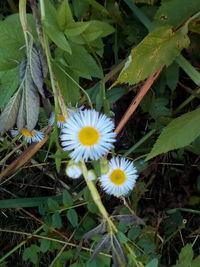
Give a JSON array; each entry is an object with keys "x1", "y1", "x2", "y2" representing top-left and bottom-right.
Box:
[
  {"x1": 0, "y1": 88, "x2": 22, "y2": 134},
  {"x1": 25, "y1": 70, "x2": 40, "y2": 131}
]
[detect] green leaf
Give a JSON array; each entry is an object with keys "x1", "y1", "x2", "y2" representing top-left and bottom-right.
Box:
[
  {"x1": 64, "y1": 22, "x2": 90, "y2": 37},
  {"x1": 52, "y1": 211, "x2": 62, "y2": 229},
  {"x1": 172, "y1": 244, "x2": 194, "y2": 267},
  {"x1": 154, "y1": 0, "x2": 200, "y2": 28},
  {"x1": 0, "y1": 14, "x2": 36, "y2": 71},
  {"x1": 53, "y1": 63, "x2": 80, "y2": 104},
  {"x1": 67, "y1": 209, "x2": 78, "y2": 227},
  {"x1": 117, "y1": 26, "x2": 189, "y2": 85},
  {"x1": 23, "y1": 245, "x2": 40, "y2": 264},
  {"x1": 106, "y1": 87, "x2": 128, "y2": 104},
  {"x1": 40, "y1": 238, "x2": 51, "y2": 253},
  {"x1": 62, "y1": 189, "x2": 73, "y2": 207},
  {"x1": 146, "y1": 109, "x2": 200, "y2": 160},
  {"x1": 57, "y1": 0, "x2": 74, "y2": 30},
  {"x1": 0, "y1": 67, "x2": 19, "y2": 108},
  {"x1": 62, "y1": 42, "x2": 102, "y2": 79},
  {"x1": 48, "y1": 198, "x2": 60, "y2": 211},
  {"x1": 0, "y1": 88, "x2": 22, "y2": 134},
  {"x1": 0, "y1": 195, "x2": 63, "y2": 208},
  {"x1": 146, "y1": 258, "x2": 159, "y2": 267},
  {"x1": 42, "y1": 0, "x2": 71, "y2": 53},
  {"x1": 165, "y1": 62, "x2": 179, "y2": 91}
]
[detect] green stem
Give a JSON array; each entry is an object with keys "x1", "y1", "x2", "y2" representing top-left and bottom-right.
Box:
[
  {"x1": 124, "y1": 129, "x2": 156, "y2": 157},
  {"x1": 0, "y1": 225, "x2": 43, "y2": 263},
  {"x1": 19, "y1": 0, "x2": 28, "y2": 46},
  {"x1": 80, "y1": 161, "x2": 117, "y2": 233}
]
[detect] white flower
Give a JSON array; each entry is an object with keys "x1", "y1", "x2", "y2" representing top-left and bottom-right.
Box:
[
  {"x1": 11, "y1": 128, "x2": 44, "y2": 143},
  {"x1": 99, "y1": 157, "x2": 138, "y2": 197},
  {"x1": 48, "y1": 106, "x2": 84, "y2": 129},
  {"x1": 60, "y1": 109, "x2": 116, "y2": 162},
  {"x1": 65, "y1": 161, "x2": 82, "y2": 179}
]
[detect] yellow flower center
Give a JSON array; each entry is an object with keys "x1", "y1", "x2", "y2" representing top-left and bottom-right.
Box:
[
  {"x1": 57, "y1": 115, "x2": 65, "y2": 122},
  {"x1": 78, "y1": 126, "x2": 100, "y2": 146},
  {"x1": 110, "y1": 169, "x2": 126, "y2": 185},
  {"x1": 21, "y1": 128, "x2": 32, "y2": 137}
]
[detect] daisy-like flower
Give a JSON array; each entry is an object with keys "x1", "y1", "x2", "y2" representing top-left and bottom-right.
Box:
[
  {"x1": 48, "y1": 106, "x2": 84, "y2": 129},
  {"x1": 11, "y1": 128, "x2": 44, "y2": 143},
  {"x1": 60, "y1": 109, "x2": 116, "y2": 162},
  {"x1": 99, "y1": 157, "x2": 138, "y2": 197},
  {"x1": 65, "y1": 160, "x2": 82, "y2": 179}
]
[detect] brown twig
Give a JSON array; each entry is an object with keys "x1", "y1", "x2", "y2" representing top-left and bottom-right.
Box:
[
  {"x1": 0, "y1": 136, "x2": 49, "y2": 180},
  {"x1": 115, "y1": 66, "x2": 164, "y2": 134}
]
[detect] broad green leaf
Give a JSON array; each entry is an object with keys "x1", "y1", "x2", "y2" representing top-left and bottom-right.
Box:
[
  {"x1": 117, "y1": 26, "x2": 189, "y2": 85},
  {"x1": 154, "y1": 0, "x2": 200, "y2": 28},
  {"x1": 57, "y1": 0, "x2": 74, "y2": 30},
  {"x1": 52, "y1": 211, "x2": 62, "y2": 229},
  {"x1": 0, "y1": 67, "x2": 19, "y2": 108},
  {"x1": 165, "y1": 62, "x2": 179, "y2": 91},
  {"x1": 40, "y1": 238, "x2": 51, "y2": 253},
  {"x1": 53, "y1": 63, "x2": 80, "y2": 104},
  {"x1": 0, "y1": 88, "x2": 22, "y2": 134},
  {"x1": 23, "y1": 245, "x2": 40, "y2": 264},
  {"x1": 106, "y1": 87, "x2": 128, "y2": 104},
  {"x1": 48, "y1": 198, "x2": 60, "y2": 211},
  {"x1": 64, "y1": 22, "x2": 90, "y2": 37},
  {"x1": 67, "y1": 209, "x2": 78, "y2": 227},
  {"x1": 0, "y1": 14, "x2": 36, "y2": 71},
  {"x1": 62, "y1": 42, "x2": 102, "y2": 79},
  {"x1": 65, "y1": 20, "x2": 114, "y2": 44},
  {"x1": 172, "y1": 244, "x2": 194, "y2": 267},
  {"x1": 62, "y1": 189, "x2": 73, "y2": 207},
  {"x1": 146, "y1": 258, "x2": 159, "y2": 267},
  {"x1": 146, "y1": 109, "x2": 200, "y2": 160},
  {"x1": 42, "y1": 0, "x2": 71, "y2": 53}
]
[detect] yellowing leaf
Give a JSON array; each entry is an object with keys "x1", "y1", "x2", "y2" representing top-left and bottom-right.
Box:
[
  {"x1": 146, "y1": 109, "x2": 200, "y2": 160},
  {"x1": 117, "y1": 26, "x2": 189, "y2": 85}
]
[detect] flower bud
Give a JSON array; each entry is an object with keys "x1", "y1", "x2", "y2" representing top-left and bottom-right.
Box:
[
  {"x1": 87, "y1": 170, "x2": 96, "y2": 181},
  {"x1": 65, "y1": 160, "x2": 82, "y2": 179}
]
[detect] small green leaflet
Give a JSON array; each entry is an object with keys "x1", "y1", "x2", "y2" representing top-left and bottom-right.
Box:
[
  {"x1": 146, "y1": 109, "x2": 200, "y2": 160},
  {"x1": 154, "y1": 0, "x2": 200, "y2": 28},
  {"x1": 117, "y1": 26, "x2": 189, "y2": 85}
]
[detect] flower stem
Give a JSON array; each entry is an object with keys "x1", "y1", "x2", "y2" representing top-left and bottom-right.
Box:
[{"x1": 80, "y1": 161, "x2": 117, "y2": 233}]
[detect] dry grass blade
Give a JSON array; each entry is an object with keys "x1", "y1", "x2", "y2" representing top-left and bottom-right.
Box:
[
  {"x1": 0, "y1": 135, "x2": 49, "y2": 180},
  {"x1": 115, "y1": 66, "x2": 164, "y2": 134}
]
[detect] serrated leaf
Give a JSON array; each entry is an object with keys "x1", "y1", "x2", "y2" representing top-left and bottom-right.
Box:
[
  {"x1": 146, "y1": 109, "x2": 200, "y2": 160},
  {"x1": 154, "y1": 0, "x2": 200, "y2": 28},
  {"x1": 172, "y1": 244, "x2": 194, "y2": 267},
  {"x1": 83, "y1": 222, "x2": 106, "y2": 239},
  {"x1": 42, "y1": 0, "x2": 71, "y2": 53},
  {"x1": 117, "y1": 26, "x2": 189, "y2": 85},
  {"x1": 16, "y1": 86, "x2": 26, "y2": 130},
  {"x1": 30, "y1": 45, "x2": 45, "y2": 98},
  {"x1": 0, "y1": 67, "x2": 19, "y2": 108},
  {"x1": 67, "y1": 209, "x2": 78, "y2": 227},
  {"x1": 64, "y1": 22, "x2": 90, "y2": 37},
  {"x1": 0, "y1": 88, "x2": 22, "y2": 134},
  {"x1": 24, "y1": 71, "x2": 40, "y2": 131},
  {"x1": 57, "y1": 0, "x2": 74, "y2": 30},
  {"x1": 0, "y1": 14, "x2": 36, "y2": 71}
]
